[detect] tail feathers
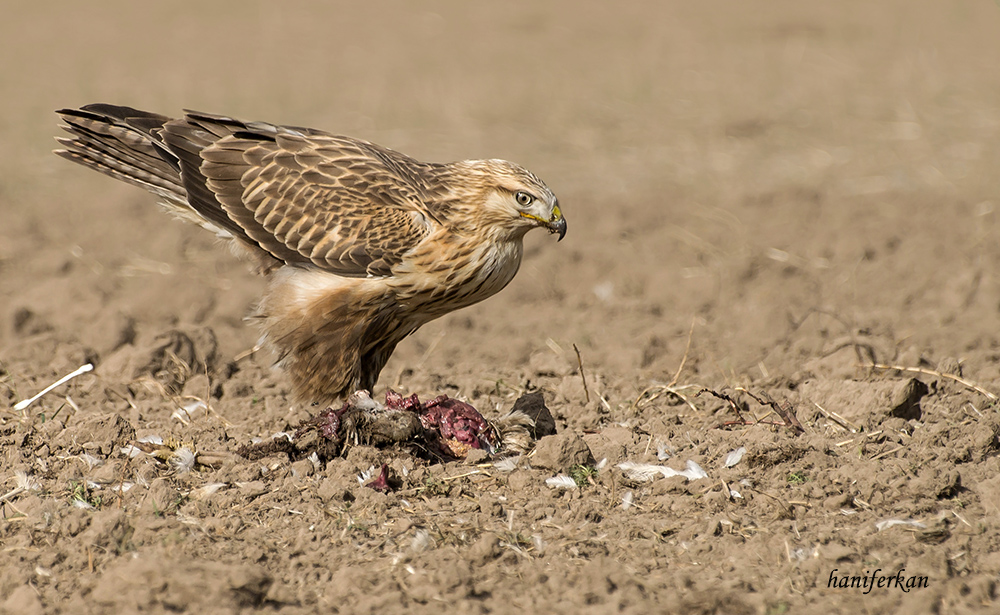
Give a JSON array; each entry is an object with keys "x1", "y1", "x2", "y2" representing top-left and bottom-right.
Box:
[{"x1": 54, "y1": 104, "x2": 237, "y2": 236}]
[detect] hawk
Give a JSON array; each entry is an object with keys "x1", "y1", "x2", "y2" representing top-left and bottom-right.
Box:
[{"x1": 55, "y1": 104, "x2": 565, "y2": 405}]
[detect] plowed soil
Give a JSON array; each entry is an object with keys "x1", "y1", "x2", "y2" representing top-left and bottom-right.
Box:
[{"x1": 3, "y1": 2, "x2": 1000, "y2": 614}]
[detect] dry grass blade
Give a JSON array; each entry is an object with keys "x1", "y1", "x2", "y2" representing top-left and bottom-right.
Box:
[
  {"x1": 812, "y1": 401, "x2": 857, "y2": 433},
  {"x1": 669, "y1": 317, "x2": 696, "y2": 387},
  {"x1": 633, "y1": 319, "x2": 700, "y2": 412},
  {"x1": 234, "y1": 344, "x2": 262, "y2": 362},
  {"x1": 865, "y1": 363, "x2": 998, "y2": 401},
  {"x1": 633, "y1": 383, "x2": 701, "y2": 413}
]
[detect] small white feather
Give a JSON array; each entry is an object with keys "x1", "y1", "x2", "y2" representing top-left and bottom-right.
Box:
[
  {"x1": 79, "y1": 453, "x2": 104, "y2": 470},
  {"x1": 14, "y1": 470, "x2": 40, "y2": 492},
  {"x1": 621, "y1": 490, "x2": 634, "y2": 511},
  {"x1": 357, "y1": 465, "x2": 377, "y2": 485},
  {"x1": 723, "y1": 447, "x2": 746, "y2": 468},
  {"x1": 168, "y1": 447, "x2": 197, "y2": 474},
  {"x1": 493, "y1": 456, "x2": 520, "y2": 472},
  {"x1": 682, "y1": 460, "x2": 707, "y2": 480},
  {"x1": 618, "y1": 460, "x2": 709, "y2": 482},
  {"x1": 545, "y1": 475, "x2": 578, "y2": 490},
  {"x1": 656, "y1": 441, "x2": 673, "y2": 461},
  {"x1": 875, "y1": 518, "x2": 926, "y2": 531},
  {"x1": 411, "y1": 529, "x2": 434, "y2": 553},
  {"x1": 191, "y1": 482, "x2": 227, "y2": 499}
]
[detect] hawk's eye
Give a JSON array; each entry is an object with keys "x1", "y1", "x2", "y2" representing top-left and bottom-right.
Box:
[{"x1": 515, "y1": 191, "x2": 534, "y2": 207}]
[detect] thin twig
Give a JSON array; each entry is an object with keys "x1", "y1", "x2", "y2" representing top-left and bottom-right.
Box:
[
  {"x1": 573, "y1": 343, "x2": 591, "y2": 404},
  {"x1": 865, "y1": 363, "x2": 997, "y2": 401}
]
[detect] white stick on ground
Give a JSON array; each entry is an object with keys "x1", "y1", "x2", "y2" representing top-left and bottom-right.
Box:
[{"x1": 13, "y1": 363, "x2": 93, "y2": 411}]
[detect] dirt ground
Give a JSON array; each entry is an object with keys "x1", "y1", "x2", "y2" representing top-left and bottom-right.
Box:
[{"x1": 3, "y1": 1, "x2": 1000, "y2": 613}]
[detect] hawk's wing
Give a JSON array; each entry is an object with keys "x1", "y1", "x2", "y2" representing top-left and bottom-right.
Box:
[{"x1": 164, "y1": 111, "x2": 436, "y2": 278}]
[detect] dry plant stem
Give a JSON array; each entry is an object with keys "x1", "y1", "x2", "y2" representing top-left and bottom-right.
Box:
[
  {"x1": 736, "y1": 387, "x2": 806, "y2": 433},
  {"x1": 669, "y1": 317, "x2": 696, "y2": 387},
  {"x1": 630, "y1": 319, "x2": 699, "y2": 412},
  {"x1": 700, "y1": 387, "x2": 805, "y2": 434},
  {"x1": 870, "y1": 445, "x2": 905, "y2": 461},
  {"x1": 573, "y1": 343, "x2": 591, "y2": 404},
  {"x1": 865, "y1": 363, "x2": 998, "y2": 401}
]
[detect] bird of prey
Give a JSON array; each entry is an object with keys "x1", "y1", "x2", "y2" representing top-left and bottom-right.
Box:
[{"x1": 55, "y1": 104, "x2": 565, "y2": 406}]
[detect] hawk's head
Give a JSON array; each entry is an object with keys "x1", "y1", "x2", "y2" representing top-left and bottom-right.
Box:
[{"x1": 454, "y1": 159, "x2": 566, "y2": 241}]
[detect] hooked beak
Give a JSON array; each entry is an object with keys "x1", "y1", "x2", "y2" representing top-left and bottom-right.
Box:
[{"x1": 522, "y1": 203, "x2": 567, "y2": 241}]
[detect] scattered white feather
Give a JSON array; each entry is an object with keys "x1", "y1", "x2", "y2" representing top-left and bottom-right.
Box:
[
  {"x1": 788, "y1": 547, "x2": 811, "y2": 561},
  {"x1": 110, "y1": 482, "x2": 134, "y2": 493},
  {"x1": 72, "y1": 499, "x2": 94, "y2": 509},
  {"x1": 621, "y1": 490, "x2": 634, "y2": 511},
  {"x1": 357, "y1": 465, "x2": 377, "y2": 485},
  {"x1": 14, "y1": 470, "x2": 40, "y2": 492},
  {"x1": 684, "y1": 460, "x2": 708, "y2": 480},
  {"x1": 618, "y1": 459, "x2": 709, "y2": 482},
  {"x1": 172, "y1": 399, "x2": 208, "y2": 423},
  {"x1": 79, "y1": 453, "x2": 104, "y2": 470},
  {"x1": 86, "y1": 481, "x2": 101, "y2": 490},
  {"x1": 876, "y1": 518, "x2": 926, "y2": 531},
  {"x1": 729, "y1": 488, "x2": 742, "y2": 499},
  {"x1": 411, "y1": 529, "x2": 434, "y2": 553},
  {"x1": 493, "y1": 456, "x2": 521, "y2": 472},
  {"x1": 168, "y1": 447, "x2": 197, "y2": 474},
  {"x1": 723, "y1": 447, "x2": 746, "y2": 468},
  {"x1": 656, "y1": 441, "x2": 674, "y2": 461},
  {"x1": 532, "y1": 535, "x2": 546, "y2": 553},
  {"x1": 307, "y1": 452, "x2": 321, "y2": 472},
  {"x1": 122, "y1": 435, "x2": 163, "y2": 458},
  {"x1": 617, "y1": 462, "x2": 666, "y2": 482},
  {"x1": 190, "y1": 482, "x2": 227, "y2": 500},
  {"x1": 545, "y1": 475, "x2": 578, "y2": 490},
  {"x1": 595, "y1": 457, "x2": 608, "y2": 471}
]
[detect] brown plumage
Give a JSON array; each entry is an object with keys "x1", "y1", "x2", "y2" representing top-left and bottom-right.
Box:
[{"x1": 55, "y1": 104, "x2": 565, "y2": 405}]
